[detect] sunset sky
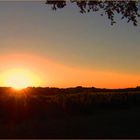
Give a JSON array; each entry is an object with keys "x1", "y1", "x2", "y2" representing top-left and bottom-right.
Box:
[{"x1": 0, "y1": 1, "x2": 140, "y2": 88}]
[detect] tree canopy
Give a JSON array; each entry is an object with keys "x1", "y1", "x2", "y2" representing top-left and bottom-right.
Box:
[{"x1": 46, "y1": 0, "x2": 140, "y2": 26}]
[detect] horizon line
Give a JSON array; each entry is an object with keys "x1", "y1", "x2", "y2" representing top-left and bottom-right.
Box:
[{"x1": 0, "y1": 85, "x2": 140, "y2": 90}]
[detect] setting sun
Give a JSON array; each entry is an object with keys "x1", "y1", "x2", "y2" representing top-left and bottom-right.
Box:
[{"x1": 1, "y1": 68, "x2": 41, "y2": 90}]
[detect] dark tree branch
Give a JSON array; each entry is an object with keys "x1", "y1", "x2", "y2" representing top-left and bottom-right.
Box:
[{"x1": 46, "y1": 0, "x2": 140, "y2": 26}]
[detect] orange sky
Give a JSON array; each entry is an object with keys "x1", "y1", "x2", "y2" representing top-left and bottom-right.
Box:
[
  {"x1": 0, "y1": 2, "x2": 140, "y2": 89},
  {"x1": 0, "y1": 53, "x2": 139, "y2": 89}
]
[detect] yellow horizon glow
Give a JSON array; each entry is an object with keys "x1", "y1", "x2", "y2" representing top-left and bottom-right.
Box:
[
  {"x1": 0, "y1": 53, "x2": 139, "y2": 89},
  {"x1": 1, "y1": 68, "x2": 41, "y2": 90}
]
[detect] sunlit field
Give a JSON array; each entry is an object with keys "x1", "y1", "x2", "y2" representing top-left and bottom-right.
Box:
[{"x1": 0, "y1": 86, "x2": 140, "y2": 138}]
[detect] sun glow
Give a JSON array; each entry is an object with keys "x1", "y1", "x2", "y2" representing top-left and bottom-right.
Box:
[{"x1": 1, "y1": 68, "x2": 41, "y2": 90}]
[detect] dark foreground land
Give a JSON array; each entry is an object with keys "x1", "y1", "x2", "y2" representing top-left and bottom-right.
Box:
[{"x1": 0, "y1": 86, "x2": 140, "y2": 138}]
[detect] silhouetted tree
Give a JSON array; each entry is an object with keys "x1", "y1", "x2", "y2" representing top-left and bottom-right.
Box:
[{"x1": 46, "y1": 0, "x2": 140, "y2": 26}]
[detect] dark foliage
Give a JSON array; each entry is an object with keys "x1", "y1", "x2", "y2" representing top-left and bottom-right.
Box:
[
  {"x1": 0, "y1": 86, "x2": 140, "y2": 118},
  {"x1": 46, "y1": 0, "x2": 140, "y2": 26},
  {"x1": 0, "y1": 87, "x2": 140, "y2": 138}
]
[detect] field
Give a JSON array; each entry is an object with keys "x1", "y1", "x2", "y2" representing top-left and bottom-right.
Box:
[{"x1": 0, "y1": 86, "x2": 140, "y2": 138}]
